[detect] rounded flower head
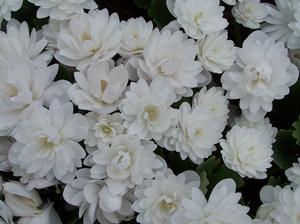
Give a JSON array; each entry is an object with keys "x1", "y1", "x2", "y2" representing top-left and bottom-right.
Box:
[
  {"x1": 172, "y1": 179, "x2": 252, "y2": 224},
  {"x1": 220, "y1": 125, "x2": 273, "y2": 179},
  {"x1": 232, "y1": 0, "x2": 268, "y2": 29},
  {"x1": 3, "y1": 181, "x2": 42, "y2": 217},
  {"x1": 28, "y1": 0, "x2": 97, "y2": 20},
  {"x1": 197, "y1": 31, "x2": 236, "y2": 74},
  {"x1": 132, "y1": 169, "x2": 200, "y2": 224},
  {"x1": 55, "y1": 9, "x2": 122, "y2": 70},
  {"x1": 262, "y1": 0, "x2": 300, "y2": 49},
  {"x1": 161, "y1": 102, "x2": 226, "y2": 164},
  {"x1": 256, "y1": 185, "x2": 282, "y2": 224},
  {"x1": 9, "y1": 99, "x2": 88, "y2": 183},
  {"x1": 0, "y1": 21, "x2": 51, "y2": 63},
  {"x1": 119, "y1": 17, "x2": 159, "y2": 58},
  {"x1": 192, "y1": 86, "x2": 229, "y2": 123},
  {"x1": 222, "y1": 0, "x2": 243, "y2": 6},
  {"x1": 221, "y1": 31, "x2": 299, "y2": 121},
  {"x1": 270, "y1": 185, "x2": 300, "y2": 224},
  {"x1": 285, "y1": 158, "x2": 300, "y2": 189},
  {"x1": 0, "y1": 0, "x2": 22, "y2": 23},
  {"x1": 134, "y1": 30, "x2": 206, "y2": 97},
  {"x1": 0, "y1": 59, "x2": 70, "y2": 135},
  {"x1": 90, "y1": 134, "x2": 163, "y2": 191},
  {"x1": 68, "y1": 60, "x2": 129, "y2": 114},
  {"x1": 234, "y1": 115, "x2": 277, "y2": 143},
  {"x1": 85, "y1": 112, "x2": 125, "y2": 148},
  {"x1": 173, "y1": 0, "x2": 228, "y2": 39},
  {"x1": 63, "y1": 169, "x2": 135, "y2": 224},
  {"x1": 120, "y1": 79, "x2": 177, "y2": 141}
]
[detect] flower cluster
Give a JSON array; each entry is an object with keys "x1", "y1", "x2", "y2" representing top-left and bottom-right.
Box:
[{"x1": 0, "y1": 0, "x2": 299, "y2": 224}]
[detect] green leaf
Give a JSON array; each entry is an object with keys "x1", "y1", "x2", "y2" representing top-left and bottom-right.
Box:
[
  {"x1": 148, "y1": 0, "x2": 174, "y2": 28},
  {"x1": 134, "y1": 0, "x2": 152, "y2": 9},
  {"x1": 196, "y1": 156, "x2": 245, "y2": 194},
  {"x1": 273, "y1": 130, "x2": 298, "y2": 170},
  {"x1": 292, "y1": 116, "x2": 300, "y2": 145},
  {"x1": 267, "y1": 176, "x2": 283, "y2": 187},
  {"x1": 199, "y1": 171, "x2": 209, "y2": 195}
]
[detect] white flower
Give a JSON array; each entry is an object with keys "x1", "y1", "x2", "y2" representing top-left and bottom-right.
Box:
[
  {"x1": 9, "y1": 99, "x2": 88, "y2": 183},
  {"x1": 90, "y1": 134, "x2": 163, "y2": 191},
  {"x1": 270, "y1": 185, "x2": 300, "y2": 224},
  {"x1": 220, "y1": 125, "x2": 273, "y2": 179},
  {"x1": 234, "y1": 115, "x2": 277, "y2": 143},
  {"x1": 222, "y1": 0, "x2": 243, "y2": 6},
  {"x1": 197, "y1": 31, "x2": 236, "y2": 74},
  {"x1": 161, "y1": 102, "x2": 226, "y2": 164},
  {"x1": 55, "y1": 9, "x2": 122, "y2": 69},
  {"x1": 63, "y1": 169, "x2": 135, "y2": 224},
  {"x1": 68, "y1": 60, "x2": 129, "y2": 114},
  {"x1": 289, "y1": 49, "x2": 300, "y2": 69},
  {"x1": 0, "y1": 201, "x2": 13, "y2": 224},
  {"x1": 173, "y1": 0, "x2": 228, "y2": 39},
  {"x1": 18, "y1": 203, "x2": 62, "y2": 224},
  {"x1": 119, "y1": 17, "x2": 159, "y2": 58},
  {"x1": 0, "y1": 59, "x2": 71, "y2": 135},
  {"x1": 120, "y1": 79, "x2": 177, "y2": 141},
  {"x1": 3, "y1": 182, "x2": 42, "y2": 217},
  {"x1": 221, "y1": 31, "x2": 299, "y2": 121},
  {"x1": 133, "y1": 30, "x2": 206, "y2": 97},
  {"x1": 192, "y1": 86, "x2": 229, "y2": 123},
  {"x1": 0, "y1": 137, "x2": 13, "y2": 171},
  {"x1": 42, "y1": 19, "x2": 67, "y2": 50},
  {"x1": 171, "y1": 179, "x2": 252, "y2": 224},
  {"x1": 132, "y1": 169, "x2": 200, "y2": 224},
  {"x1": 28, "y1": 0, "x2": 97, "y2": 20},
  {"x1": 85, "y1": 112, "x2": 125, "y2": 148},
  {"x1": 0, "y1": 21, "x2": 51, "y2": 63},
  {"x1": 256, "y1": 185, "x2": 281, "y2": 224},
  {"x1": 262, "y1": 0, "x2": 300, "y2": 49},
  {"x1": 232, "y1": 0, "x2": 268, "y2": 29},
  {"x1": 285, "y1": 158, "x2": 300, "y2": 189},
  {"x1": 0, "y1": 0, "x2": 22, "y2": 23}
]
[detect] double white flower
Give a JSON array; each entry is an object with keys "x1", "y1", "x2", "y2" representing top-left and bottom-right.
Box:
[
  {"x1": 220, "y1": 125, "x2": 273, "y2": 179},
  {"x1": 56, "y1": 9, "x2": 122, "y2": 70},
  {"x1": 120, "y1": 79, "x2": 177, "y2": 141},
  {"x1": 131, "y1": 30, "x2": 206, "y2": 97},
  {"x1": 168, "y1": 0, "x2": 228, "y2": 39},
  {"x1": 90, "y1": 134, "x2": 163, "y2": 192},
  {"x1": 161, "y1": 87, "x2": 228, "y2": 164},
  {"x1": 28, "y1": 0, "x2": 97, "y2": 20},
  {"x1": 222, "y1": 31, "x2": 299, "y2": 121},
  {"x1": 63, "y1": 168, "x2": 135, "y2": 224},
  {"x1": 9, "y1": 99, "x2": 88, "y2": 184},
  {"x1": 172, "y1": 179, "x2": 252, "y2": 224},
  {"x1": 68, "y1": 60, "x2": 129, "y2": 114},
  {"x1": 132, "y1": 169, "x2": 200, "y2": 224}
]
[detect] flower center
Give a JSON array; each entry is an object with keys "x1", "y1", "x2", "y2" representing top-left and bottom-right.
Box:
[
  {"x1": 7, "y1": 84, "x2": 18, "y2": 97},
  {"x1": 245, "y1": 63, "x2": 272, "y2": 91},
  {"x1": 111, "y1": 151, "x2": 132, "y2": 172},
  {"x1": 157, "y1": 58, "x2": 177, "y2": 76},
  {"x1": 193, "y1": 11, "x2": 204, "y2": 25},
  {"x1": 143, "y1": 105, "x2": 160, "y2": 122},
  {"x1": 81, "y1": 32, "x2": 91, "y2": 41},
  {"x1": 158, "y1": 193, "x2": 178, "y2": 215},
  {"x1": 195, "y1": 128, "x2": 204, "y2": 137},
  {"x1": 101, "y1": 125, "x2": 112, "y2": 135},
  {"x1": 100, "y1": 80, "x2": 108, "y2": 93}
]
